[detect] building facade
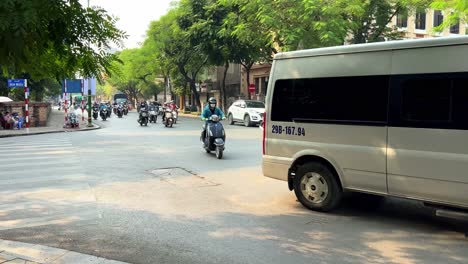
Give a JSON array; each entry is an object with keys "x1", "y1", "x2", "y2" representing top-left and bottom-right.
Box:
[
  {"x1": 197, "y1": 64, "x2": 242, "y2": 111},
  {"x1": 391, "y1": 9, "x2": 466, "y2": 38},
  {"x1": 240, "y1": 63, "x2": 272, "y2": 103}
]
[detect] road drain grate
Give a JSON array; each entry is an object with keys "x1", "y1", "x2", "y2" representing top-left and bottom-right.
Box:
[{"x1": 150, "y1": 167, "x2": 220, "y2": 188}]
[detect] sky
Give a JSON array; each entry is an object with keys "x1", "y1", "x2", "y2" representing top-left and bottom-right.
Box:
[{"x1": 82, "y1": 0, "x2": 174, "y2": 49}]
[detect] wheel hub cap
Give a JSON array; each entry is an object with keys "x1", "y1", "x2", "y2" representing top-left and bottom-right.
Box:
[{"x1": 300, "y1": 172, "x2": 329, "y2": 204}]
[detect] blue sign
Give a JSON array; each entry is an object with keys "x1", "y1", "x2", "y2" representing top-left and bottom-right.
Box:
[
  {"x1": 62, "y1": 79, "x2": 82, "y2": 94},
  {"x1": 62, "y1": 78, "x2": 96, "y2": 95},
  {"x1": 8, "y1": 79, "x2": 26, "y2": 88}
]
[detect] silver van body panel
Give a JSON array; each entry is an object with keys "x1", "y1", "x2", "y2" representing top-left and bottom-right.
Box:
[{"x1": 263, "y1": 36, "x2": 468, "y2": 209}]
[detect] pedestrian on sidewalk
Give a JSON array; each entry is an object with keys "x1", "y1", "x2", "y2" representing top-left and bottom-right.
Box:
[{"x1": 3, "y1": 112, "x2": 15, "y2": 129}]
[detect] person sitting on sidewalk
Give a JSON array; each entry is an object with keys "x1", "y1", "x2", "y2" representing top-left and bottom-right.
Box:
[{"x1": 3, "y1": 112, "x2": 15, "y2": 129}]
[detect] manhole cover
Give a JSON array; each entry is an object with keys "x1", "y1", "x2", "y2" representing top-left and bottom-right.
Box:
[{"x1": 150, "y1": 167, "x2": 220, "y2": 188}]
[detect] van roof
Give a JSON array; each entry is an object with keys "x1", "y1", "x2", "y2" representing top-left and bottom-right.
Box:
[{"x1": 274, "y1": 36, "x2": 468, "y2": 60}]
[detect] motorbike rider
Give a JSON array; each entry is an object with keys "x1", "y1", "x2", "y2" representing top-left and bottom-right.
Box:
[
  {"x1": 149, "y1": 102, "x2": 158, "y2": 122},
  {"x1": 201, "y1": 97, "x2": 225, "y2": 140},
  {"x1": 161, "y1": 101, "x2": 168, "y2": 122},
  {"x1": 168, "y1": 100, "x2": 178, "y2": 111},
  {"x1": 138, "y1": 101, "x2": 148, "y2": 121},
  {"x1": 113, "y1": 101, "x2": 118, "y2": 112}
]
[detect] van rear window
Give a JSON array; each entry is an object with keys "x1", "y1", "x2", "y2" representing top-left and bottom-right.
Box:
[{"x1": 271, "y1": 76, "x2": 389, "y2": 124}]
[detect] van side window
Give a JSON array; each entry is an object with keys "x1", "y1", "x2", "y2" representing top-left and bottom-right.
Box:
[
  {"x1": 401, "y1": 78, "x2": 451, "y2": 122},
  {"x1": 453, "y1": 79, "x2": 468, "y2": 128},
  {"x1": 391, "y1": 73, "x2": 468, "y2": 129},
  {"x1": 271, "y1": 76, "x2": 389, "y2": 124}
]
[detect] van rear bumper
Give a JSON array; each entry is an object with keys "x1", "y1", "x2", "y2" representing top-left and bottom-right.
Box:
[{"x1": 262, "y1": 155, "x2": 293, "y2": 182}]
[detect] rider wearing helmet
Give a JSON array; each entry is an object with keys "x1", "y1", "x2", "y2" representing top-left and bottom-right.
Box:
[
  {"x1": 201, "y1": 97, "x2": 225, "y2": 140},
  {"x1": 138, "y1": 101, "x2": 148, "y2": 122},
  {"x1": 202, "y1": 97, "x2": 225, "y2": 121}
]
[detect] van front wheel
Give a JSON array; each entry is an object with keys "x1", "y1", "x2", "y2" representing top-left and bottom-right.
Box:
[{"x1": 293, "y1": 162, "x2": 342, "y2": 212}]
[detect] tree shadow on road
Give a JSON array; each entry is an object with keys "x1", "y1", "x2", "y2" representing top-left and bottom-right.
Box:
[{"x1": 0, "y1": 172, "x2": 467, "y2": 264}]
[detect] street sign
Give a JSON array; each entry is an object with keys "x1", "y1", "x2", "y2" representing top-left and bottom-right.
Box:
[
  {"x1": 62, "y1": 79, "x2": 82, "y2": 93},
  {"x1": 83, "y1": 78, "x2": 97, "y2": 95},
  {"x1": 248, "y1": 84, "x2": 256, "y2": 93},
  {"x1": 8, "y1": 79, "x2": 26, "y2": 88}
]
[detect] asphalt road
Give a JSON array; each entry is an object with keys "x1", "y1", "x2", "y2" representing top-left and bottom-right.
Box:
[{"x1": 0, "y1": 111, "x2": 466, "y2": 264}]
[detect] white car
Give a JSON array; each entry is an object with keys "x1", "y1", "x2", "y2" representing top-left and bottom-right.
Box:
[{"x1": 227, "y1": 100, "x2": 265, "y2": 127}]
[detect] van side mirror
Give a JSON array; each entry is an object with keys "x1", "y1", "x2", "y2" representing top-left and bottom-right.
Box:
[{"x1": 241, "y1": 104, "x2": 246, "y2": 108}]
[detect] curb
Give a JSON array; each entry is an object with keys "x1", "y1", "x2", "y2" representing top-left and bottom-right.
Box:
[
  {"x1": 178, "y1": 113, "x2": 200, "y2": 119},
  {"x1": 0, "y1": 124, "x2": 101, "y2": 138},
  {"x1": 0, "y1": 239, "x2": 128, "y2": 264}
]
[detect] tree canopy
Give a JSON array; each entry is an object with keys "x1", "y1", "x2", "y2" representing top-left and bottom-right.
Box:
[
  {"x1": 100, "y1": 0, "x2": 463, "y2": 110},
  {"x1": 0, "y1": 0, "x2": 126, "y2": 81}
]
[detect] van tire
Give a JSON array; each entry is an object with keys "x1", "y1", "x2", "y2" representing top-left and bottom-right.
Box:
[
  {"x1": 228, "y1": 113, "x2": 234, "y2": 125},
  {"x1": 293, "y1": 162, "x2": 342, "y2": 212}
]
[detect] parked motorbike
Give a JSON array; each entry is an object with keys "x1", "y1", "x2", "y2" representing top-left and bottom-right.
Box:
[
  {"x1": 100, "y1": 105, "x2": 108, "y2": 121},
  {"x1": 117, "y1": 104, "x2": 124, "y2": 118},
  {"x1": 67, "y1": 112, "x2": 79, "y2": 128},
  {"x1": 92, "y1": 106, "x2": 99, "y2": 120},
  {"x1": 139, "y1": 107, "x2": 149, "y2": 126},
  {"x1": 201, "y1": 115, "x2": 225, "y2": 159},
  {"x1": 149, "y1": 106, "x2": 158, "y2": 123},
  {"x1": 164, "y1": 108, "x2": 174, "y2": 128}
]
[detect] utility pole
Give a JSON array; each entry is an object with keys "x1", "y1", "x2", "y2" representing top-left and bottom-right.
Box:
[{"x1": 87, "y1": 0, "x2": 93, "y2": 127}]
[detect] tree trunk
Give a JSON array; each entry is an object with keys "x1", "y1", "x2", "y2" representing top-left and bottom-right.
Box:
[
  {"x1": 168, "y1": 76, "x2": 174, "y2": 100},
  {"x1": 221, "y1": 61, "x2": 229, "y2": 112},
  {"x1": 180, "y1": 95, "x2": 184, "y2": 111},
  {"x1": 189, "y1": 80, "x2": 201, "y2": 110},
  {"x1": 164, "y1": 77, "x2": 168, "y2": 102},
  {"x1": 244, "y1": 63, "x2": 253, "y2": 100}
]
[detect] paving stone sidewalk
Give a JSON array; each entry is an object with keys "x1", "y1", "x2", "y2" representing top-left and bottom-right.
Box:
[
  {"x1": 0, "y1": 108, "x2": 100, "y2": 138},
  {"x1": 0, "y1": 239, "x2": 128, "y2": 264}
]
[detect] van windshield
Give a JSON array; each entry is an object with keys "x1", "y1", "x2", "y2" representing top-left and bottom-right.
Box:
[{"x1": 246, "y1": 101, "x2": 265, "y2": 108}]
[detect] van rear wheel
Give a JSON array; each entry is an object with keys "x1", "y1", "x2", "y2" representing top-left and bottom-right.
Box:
[{"x1": 293, "y1": 162, "x2": 342, "y2": 212}]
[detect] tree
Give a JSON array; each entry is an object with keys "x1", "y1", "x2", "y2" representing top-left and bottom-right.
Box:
[
  {"x1": 238, "y1": 0, "x2": 430, "y2": 50},
  {"x1": 249, "y1": 0, "x2": 348, "y2": 51},
  {"x1": 346, "y1": 0, "x2": 432, "y2": 44},
  {"x1": 181, "y1": 0, "x2": 234, "y2": 110},
  {"x1": 107, "y1": 48, "x2": 163, "y2": 102},
  {"x1": 29, "y1": 78, "x2": 62, "y2": 101},
  {"x1": 0, "y1": 0, "x2": 126, "y2": 80},
  {"x1": 431, "y1": 0, "x2": 468, "y2": 32},
  {"x1": 96, "y1": 82, "x2": 115, "y2": 101},
  {"x1": 0, "y1": 72, "x2": 9, "y2": 96},
  {"x1": 221, "y1": 0, "x2": 276, "y2": 100},
  {"x1": 147, "y1": 6, "x2": 207, "y2": 110},
  {"x1": 142, "y1": 29, "x2": 176, "y2": 102}
]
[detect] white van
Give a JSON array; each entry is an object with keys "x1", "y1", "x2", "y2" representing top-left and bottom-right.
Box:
[{"x1": 262, "y1": 36, "x2": 468, "y2": 216}]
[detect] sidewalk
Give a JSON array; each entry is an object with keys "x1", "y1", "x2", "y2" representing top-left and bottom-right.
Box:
[
  {"x1": 0, "y1": 108, "x2": 100, "y2": 138},
  {"x1": 177, "y1": 112, "x2": 200, "y2": 119},
  {"x1": 0, "y1": 239, "x2": 127, "y2": 264}
]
